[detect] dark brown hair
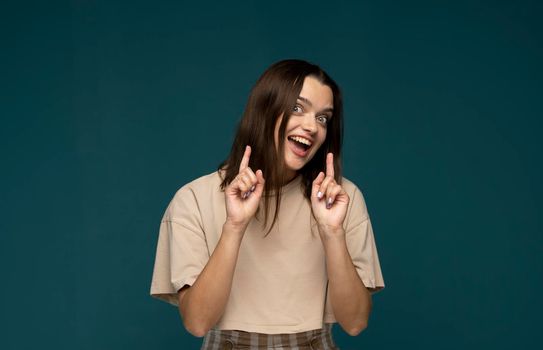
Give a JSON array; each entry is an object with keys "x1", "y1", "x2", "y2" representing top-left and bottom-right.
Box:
[{"x1": 218, "y1": 59, "x2": 343, "y2": 235}]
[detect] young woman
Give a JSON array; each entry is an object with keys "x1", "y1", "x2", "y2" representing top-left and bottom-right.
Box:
[{"x1": 150, "y1": 59, "x2": 385, "y2": 349}]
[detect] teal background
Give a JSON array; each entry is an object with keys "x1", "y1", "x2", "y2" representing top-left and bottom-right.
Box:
[{"x1": 1, "y1": 0, "x2": 541, "y2": 349}]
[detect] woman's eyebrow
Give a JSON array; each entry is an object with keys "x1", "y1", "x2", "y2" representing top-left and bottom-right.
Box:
[{"x1": 297, "y1": 96, "x2": 334, "y2": 113}]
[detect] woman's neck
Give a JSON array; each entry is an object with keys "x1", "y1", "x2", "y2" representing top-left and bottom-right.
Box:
[{"x1": 282, "y1": 171, "x2": 299, "y2": 186}]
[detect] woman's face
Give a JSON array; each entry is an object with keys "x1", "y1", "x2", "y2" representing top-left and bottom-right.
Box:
[{"x1": 274, "y1": 76, "x2": 334, "y2": 181}]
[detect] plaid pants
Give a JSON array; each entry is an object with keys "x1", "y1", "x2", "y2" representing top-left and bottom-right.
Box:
[{"x1": 200, "y1": 323, "x2": 339, "y2": 349}]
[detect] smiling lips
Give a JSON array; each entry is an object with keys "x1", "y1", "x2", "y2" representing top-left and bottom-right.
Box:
[{"x1": 287, "y1": 135, "x2": 313, "y2": 157}]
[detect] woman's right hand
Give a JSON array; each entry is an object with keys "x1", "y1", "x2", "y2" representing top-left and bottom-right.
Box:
[{"x1": 224, "y1": 145, "x2": 265, "y2": 230}]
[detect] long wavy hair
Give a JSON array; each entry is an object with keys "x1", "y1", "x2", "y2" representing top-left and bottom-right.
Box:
[{"x1": 218, "y1": 59, "x2": 343, "y2": 235}]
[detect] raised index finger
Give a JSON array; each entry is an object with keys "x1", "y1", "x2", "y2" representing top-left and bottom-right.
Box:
[
  {"x1": 326, "y1": 152, "x2": 334, "y2": 178},
  {"x1": 239, "y1": 145, "x2": 251, "y2": 172}
]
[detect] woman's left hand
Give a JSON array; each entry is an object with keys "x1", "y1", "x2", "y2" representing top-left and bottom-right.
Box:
[{"x1": 311, "y1": 153, "x2": 349, "y2": 235}]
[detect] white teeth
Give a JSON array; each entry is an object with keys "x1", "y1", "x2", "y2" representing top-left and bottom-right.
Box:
[{"x1": 290, "y1": 136, "x2": 312, "y2": 146}]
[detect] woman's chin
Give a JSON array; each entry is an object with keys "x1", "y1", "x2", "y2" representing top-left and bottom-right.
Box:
[{"x1": 285, "y1": 158, "x2": 305, "y2": 171}]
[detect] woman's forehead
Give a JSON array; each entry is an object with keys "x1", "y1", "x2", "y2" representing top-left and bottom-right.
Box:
[{"x1": 298, "y1": 76, "x2": 334, "y2": 109}]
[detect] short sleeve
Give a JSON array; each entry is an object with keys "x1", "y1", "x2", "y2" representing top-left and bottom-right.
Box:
[
  {"x1": 149, "y1": 186, "x2": 210, "y2": 307},
  {"x1": 344, "y1": 185, "x2": 385, "y2": 296},
  {"x1": 323, "y1": 182, "x2": 385, "y2": 323}
]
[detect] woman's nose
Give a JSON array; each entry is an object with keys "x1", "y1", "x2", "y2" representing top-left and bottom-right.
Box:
[{"x1": 302, "y1": 114, "x2": 317, "y2": 133}]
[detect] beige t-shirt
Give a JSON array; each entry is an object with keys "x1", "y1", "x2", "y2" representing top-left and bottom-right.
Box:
[{"x1": 150, "y1": 170, "x2": 385, "y2": 334}]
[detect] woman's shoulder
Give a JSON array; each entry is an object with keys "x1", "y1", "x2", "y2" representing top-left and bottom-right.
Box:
[
  {"x1": 340, "y1": 176, "x2": 371, "y2": 222},
  {"x1": 163, "y1": 170, "x2": 224, "y2": 220},
  {"x1": 341, "y1": 176, "x2": 370, "y2": 207},
  {"x1": 340, "y1": 176, "x2": 363, "y2": 196},
  {"x1": 175, "y1": 170, "x2": 224, "y2": 196}
]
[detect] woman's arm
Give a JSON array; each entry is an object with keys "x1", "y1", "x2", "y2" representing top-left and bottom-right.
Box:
[
  {"x1": 311, "y1": 153, "x2": 372, "y2": 336},
  {"x1": 320, "y1": 228, "x2": 372, "y2": 336},
  {"x1": 177, "y1": 221, "x2": 245, "y2": 337},
  {"x1": 178, "y1": 145, "x2": 265, "y2": 337}
]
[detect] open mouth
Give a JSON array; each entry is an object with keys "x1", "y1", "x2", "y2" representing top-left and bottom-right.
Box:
[{"x1": 287, "y1": 135, "x2": 312, "y2": 156}]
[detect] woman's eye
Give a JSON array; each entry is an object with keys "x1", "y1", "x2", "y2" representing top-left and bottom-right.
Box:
[
  {"x1": 317, "y1": 116, "x2": 329, "y2": 125},
  {"x1": 293, "y1": 105, "x2": 303, "y2": 113}
]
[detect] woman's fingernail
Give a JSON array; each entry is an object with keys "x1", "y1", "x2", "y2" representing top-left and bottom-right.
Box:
[
  {"x1": 327, "y1": 197, "x2": 333, "y2": 206},
  {"x1": 326, "y1": 202, "x2": 331, "y2": 209},
  {"x1": 250, "y1": 185, "x2": 256, "y2": 192},
  {"x1": 317, "y1": 191, "x2": 322, "y2": 199},
  {"x1": 242, "y1": 192, "x2": 249, "y2": 199}
]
